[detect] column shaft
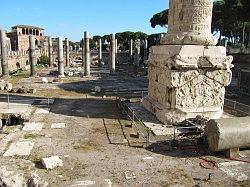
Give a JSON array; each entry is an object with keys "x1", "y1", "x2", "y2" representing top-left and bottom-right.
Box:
[
  {"x1": 84, "y1": 32, "x2": 90, "y2": 76},
  {"x1": 129, "y1": 39, "x2": 133, "y2": 65},
  {"x1": 29, "y1": 35, "x2": 36, "y2": 77},
  {"x1": 48, "y1": 37, "x2": 53, "y2": 67},
  {"x1": 65, "y1": 38, "x2": 69, "y2": 67},
  {"x1": 110, "y1": 34, "x2": 116, "y2": 75},
  {"x1": 98, "y1": 38, "x2": 102, "y2": 62},
  {"x1": 58, "y1": 37, "x2": 64, "y2": 76},
  {"x1": 0, "y1": 28, "x2": 9, "y2": 76}
]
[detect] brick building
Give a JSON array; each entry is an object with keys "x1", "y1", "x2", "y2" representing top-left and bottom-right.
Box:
[{"x1": 7, "y1": 25, "x2": 46, "y2": 51}]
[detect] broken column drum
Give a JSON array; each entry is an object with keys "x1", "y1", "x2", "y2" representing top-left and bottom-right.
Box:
[
  {"x1": 142, "y1": 0, "x2": 233, "y2": 124},
  {"x1": 0, "y1": 28, "x2": 9, "y2": 76},
  {"x1": 29, "y1": 35, "x2": 36, "y2": 77},
  {"x1": 58, "y1": 37, "x2": 64, "y2": 77},
  {"x1": 84, "y1": 32, "x2": 90, "y2": 76},
  {"x1": 205, "y1": 117, "x2": 250, "y2": 152}
]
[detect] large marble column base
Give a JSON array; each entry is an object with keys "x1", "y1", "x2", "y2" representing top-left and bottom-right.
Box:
[
  {"x1": 142, "y1": 45, "x2": 233, "y2": 124},
  {"x1": 142, "y1": 95, "x2": 223, "y2": 124}
]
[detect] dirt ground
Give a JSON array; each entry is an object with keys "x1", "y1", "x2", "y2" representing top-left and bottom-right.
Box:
[{"x1": 0, "y1": 65, "x2": 249, "y2": 187}]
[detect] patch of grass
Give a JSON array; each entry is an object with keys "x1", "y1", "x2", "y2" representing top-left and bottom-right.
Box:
[
  {"x1": 9, "y1": 70, "x2": 30, "y2": 84},
  {"x1": 73, "y1": 141, "x2": 99, "y2": 151},
  {"x1": 3, "y1": 127, "x2": 13, "y2": 134},
  {"x1": 6, "y1": 140, "x2": 13, "y2": 147},
  {"x1": 24, "y1": 133, "x2": 45, "y2": 139}
]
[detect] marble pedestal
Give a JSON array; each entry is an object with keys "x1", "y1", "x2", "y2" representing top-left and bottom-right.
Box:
[{"x1": 142, "y1": 45, "x2": 233, "y2": 124}]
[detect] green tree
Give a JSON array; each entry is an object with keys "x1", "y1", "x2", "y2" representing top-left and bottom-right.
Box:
[
  {"x1": 151, "y1": 0, "x2": 250, "y2": 47},
  {"x1": 93, "y1": 35, "x2": 102, "y2": 42},
  {"x1": 38, "y1": 55, "x2": 49, "y2": 65},
  {"x1": 150, "y1": 10, "x2": 168, "y2": 28}
]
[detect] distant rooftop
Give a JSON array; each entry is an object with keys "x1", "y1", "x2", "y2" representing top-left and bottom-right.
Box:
[{"x1": 11, "y1": 25, "x2": 44, "y2": 30}]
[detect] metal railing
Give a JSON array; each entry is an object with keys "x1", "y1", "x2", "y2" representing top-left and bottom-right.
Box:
[
  {"x1": 117, "y1": 99, "x2": 150, "y2": 145},
  {"x1": 0, "y1": 94, "x2": 52, "y2": 109},
  {"x1": 224, "y1": 98, "x2": 250, "y2": 115}
]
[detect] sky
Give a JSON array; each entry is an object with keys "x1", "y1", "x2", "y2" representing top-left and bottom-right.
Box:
[{"x1": 1, "y1": 0, "x2": 169, "y2": 42}]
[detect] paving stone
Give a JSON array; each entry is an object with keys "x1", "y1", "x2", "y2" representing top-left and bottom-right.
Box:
[
  {"x1": 218, "y1": 161, "x2": 249, "y2": 182},
  {"x1": 71, "y1": 180, "x2": 95, "y2": 186},
  {"x1": 51, "y1": 123, "x2": 66, "y2": 129},
  {"x1": 142, "y1": 156, "x2": 154, "y2": 160},
  {"x1": 42, "y1": 156, "x2": 63, "y2": 169},
  {"x1": 35, "y1": 108, "x2": 50, "y2": 114},
  {"x1": 3, "y1": 141, "x2": 35, "y2": 156},
  {"x1": 22, "y1": 122, "x2": 44, "y2": 132},
  {"x1": 39, "y1": 99, "x2": 54, "y2": 105}
]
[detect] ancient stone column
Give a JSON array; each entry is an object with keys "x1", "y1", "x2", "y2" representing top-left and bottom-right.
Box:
[
  {"x1": 98, "y1": 38, "x2": 102, "y2": 63},
  {"x1": 142, "y1": 0, "x2": 233, "y2": 124},
  {"x1": 65, "y1": 38, "x2": 69, "y2": 67},
  {"x1": 110, "y1": 34, "x2": 116, "y2": 75},
  {"x1": 48, "y1": 37, "x2": 53, "y2": 67},
  {"x1": 115, "y1": 39, "x2": 118, "y2": 54},
  {"x1": 115, "y1": 39, "x2": 118, "y2": 63},
  {"x1": 129, "y1": 39, "x2": 133, "y2": 64},
  {"x1": 134, "y1": 39, "x2": 141, "y2": 67},
  {"x1": 84, "y1": 32, "x2": 90, "y2": 76},
  {"x1": 57, "y1": 37, "x2": 65, "y2": 77},
  {"x1": 0, "y1": 28, "x2": 9, "y2": 76},
  {"x1": 82, "y1": 40, "x2": 85, "y2": 67},
  {"x1": 161, "y1": 0, "x2": 217, "y2": 45},
  {"x1": 29, "y1": 35, "x2": 36, "y2": 77},
  {"x1": 143, "y1": 39, "x2": 148, "y2": 62}
]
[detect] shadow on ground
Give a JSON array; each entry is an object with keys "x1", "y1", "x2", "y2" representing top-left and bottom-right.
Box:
[{"x1": 0, "y1": 94, "x2": 125, "y2": 120}]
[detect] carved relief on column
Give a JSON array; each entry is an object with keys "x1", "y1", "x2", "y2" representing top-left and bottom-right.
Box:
[{"x1": 161, "y1": 0, "x2": 217, "y2": 45}]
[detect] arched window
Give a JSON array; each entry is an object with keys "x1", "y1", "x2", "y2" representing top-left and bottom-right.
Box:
[
  {"x1": 22, "y1": 28, "x2": 25, "y2": 35},
  {"x1": 40, "y1": 33, "x2": 42, "y2": 36},
  {"x1": 26, "y1": 60, "x2": 29, "y2": 66},
  {"x1": 36, "y1": 30, "x2": 39, "y2": 36},
  {"x1": 29, "y1": 29, "x2": 32, "y2": 34},
  {"x1": 32, "y1": 30, "x2": 35, "y2": 35},
  {"x1": 26, "y1": 29, "x2": 29, "y2": 35}
]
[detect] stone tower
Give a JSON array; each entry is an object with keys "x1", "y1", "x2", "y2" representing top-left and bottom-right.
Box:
[{"x1": 142, "y1": 0, "x2": 233, "y2": 124}]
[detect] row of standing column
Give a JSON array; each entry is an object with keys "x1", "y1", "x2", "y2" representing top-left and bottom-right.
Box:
[
  {"x1": 0, "y1": 30, "x2": 40, "y2": 77},
  {"x1": 1, "y1": 29, "x2": 148, "y2": 77},
  {"x1": 0, "y1": 30, "x2": 70, "y2": 77}
]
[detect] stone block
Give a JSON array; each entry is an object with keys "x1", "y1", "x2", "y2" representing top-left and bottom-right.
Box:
[
  {"x1": 3, "y1": 141, "x2": 35, "y2": 156},
  {"x1": 42, "y1": 156, "x2": 63, "y2": 169},
  {"x1": 143, "y1": 44, "x2": 233, "y2": 124},
  {"x1": 51, "y1": 123, "x2": 66, "y2": 129},
  {"x1": 22, "y1": 122, "x2": 44, "y2": 132}
]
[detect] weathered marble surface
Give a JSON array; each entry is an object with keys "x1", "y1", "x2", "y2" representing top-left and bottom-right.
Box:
[
  {"x1": 161, "y1": 0, "x2": 217, "y2": 45},
  {"x1": 143, "y1": 45, "x2": 233, "y2": 124},
  {"x1": 143, "y1": 0, "x2": 233, "y2": 124}
]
